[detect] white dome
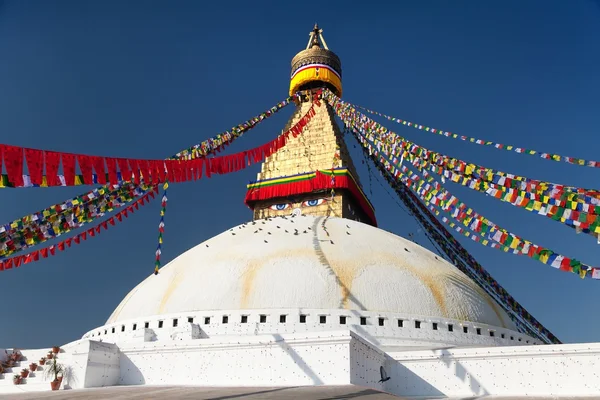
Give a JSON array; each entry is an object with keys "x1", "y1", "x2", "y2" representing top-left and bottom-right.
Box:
[{"x1": 107, "y1": 216, "x2": 515, "y2": 330}]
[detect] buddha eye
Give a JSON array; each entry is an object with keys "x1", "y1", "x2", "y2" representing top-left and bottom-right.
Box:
[
  {"x1": 269, "y1": 203, "x2": 291, "y2": 211},
  {"x1": 302, "y1": 198, "x2": 326, "y2": 207}
]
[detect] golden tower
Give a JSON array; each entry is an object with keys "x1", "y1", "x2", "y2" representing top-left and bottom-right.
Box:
[{"x1": 244, "y1": 25, "x2": 376, "y2": 226}]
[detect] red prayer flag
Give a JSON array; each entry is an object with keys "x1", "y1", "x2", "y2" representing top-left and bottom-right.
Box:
[
  {"x1": 65, "y1": 238, "x2": 73, "y2": 248},
  {"x1": 4, "y1": 258, "x2": 13, "y2": 269},
  {"x1": 91, "y1": 156, "x2": 107, "y2": 185},
  {"x1": 117, "y1": 158, "x2": 131, "y2": 182},
  {"x1": 14, "y1": 256, "x2": 23, "y2": 268},
  {"x1": 4, "y1": 145, "x2": 24, "y2": 187},
  {"x1": 57, "y1": 242, "x2": 65, "y2": 251},
  {"x1": 0, "y1": 260, "x2": 3, "y2": 271},
  {"x1": 61, "y1": 153, "x2": 77, "y2": 186},
  {"x1": 129, "y1": 159, "x2": 141, "y2": 184},
  {"x1": 108, "y1": 217, "x2": 115, "y2": 226},
  {"x1": 560, "y1": 258, "x2": 572, "y2": 272},
  {"x1": 95, "y1": 225, "x2": 101, "y2": 233},
  {"x1": 88, "y1": 228, "x2": 95, "y2": 237},
  {"x1": 147, "y1": 160, "x2": 158, "y2": 183},
  {"x1": 74, "y1": 236, "x2": 80, "y2": 244},
  {"x1": 24, "y1": 148, "x2": 44, "y2": 185},
  {"x1": 81, "y1": 231, "x2": 87, "y2": 241},
  {"x1": 49, "y1": 246, "x2": 56, "y2": 256},
  {"x1": 116, "y1": 213, "x2": 123, "y2": 222},
  {"x1": 105, "y1": 157, "x2": 119, "y2": 185},
  {"x1": 45, "y1": 151, "x2": 61, "y2": 186},
  {"x1": 41, "y1": 248, "x2": 49, "y2": 258},
  {"x1": 166, "y1": 160, "x2": 176, "y2": 182},
  {"x1": 138, "y1": 159, "x2": 151, "y2": 184},
  {"x1": 195, "y1": 158, "x2": 204, "y2": 180},
  {"x1": 205, "y1": 158, "x2": 212, "y2": 178},
  {"x1": 32, "y1": 251, "x2": 40, "y2": 261},
  {"x1": 101, "y1": 221, "x2": 108, "y2": 230},
  {"x1": 77, "y1": 155, "x2": 94, "y2": 184},
  {"x1": 156, "y1": 160, "x2": 166, "y2": 183}
]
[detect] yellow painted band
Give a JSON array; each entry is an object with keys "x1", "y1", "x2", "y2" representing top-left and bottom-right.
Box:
[{"x1": 289, "y1": 67, "x2": 342, "y2": 96}]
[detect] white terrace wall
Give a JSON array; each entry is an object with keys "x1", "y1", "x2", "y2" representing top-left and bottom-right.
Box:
[
  {"x1": 385, "y1": 342, "x2": 600, "y2": 398},
  {"x1": 118, "y1": 330, "x2": 356, "y2": 386}
]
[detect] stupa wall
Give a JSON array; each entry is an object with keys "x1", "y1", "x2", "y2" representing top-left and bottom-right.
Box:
[{"x1": 386, "y1": 342, "x2": 600, "y2": 397}]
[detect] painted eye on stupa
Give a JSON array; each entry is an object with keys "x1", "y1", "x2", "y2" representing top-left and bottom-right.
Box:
[
  {"x1": 270, "y1": 203, "x2": 291, "y2": 211},
  {"x1": 302, "y1": 198, "x2": 326, "y2": 207}
]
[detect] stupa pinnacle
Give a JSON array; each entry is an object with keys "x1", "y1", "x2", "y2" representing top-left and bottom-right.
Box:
[{"x1": 244, "y1": 26, "x2": 376, "y2": 225}]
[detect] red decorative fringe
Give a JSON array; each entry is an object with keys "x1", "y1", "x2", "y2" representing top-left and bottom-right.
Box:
[{"x1": 245, "y1": 171, "x2": 377, "y2": 226}]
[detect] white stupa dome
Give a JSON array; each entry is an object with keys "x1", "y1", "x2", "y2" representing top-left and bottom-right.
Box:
[{"x1": 106, "y1": 215, "x2": 516, "y2": 331}]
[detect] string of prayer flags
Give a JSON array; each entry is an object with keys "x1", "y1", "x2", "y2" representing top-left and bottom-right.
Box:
[
  {"x1": 350, "y1": 124, "x2": 600, "y2": 281},
  {"x1": 322, "y1": 90, "x2": 600, "y2": 238},
  {"x1": 154, "y1": 181, "x2": 168, "y2": 275},
  {"x1": 322, "y1": 90, "x2": 600, "y2": 207},
  {"x1": 404, "y1": 149, "x2": 600, "y2": 240},
  {"x1": 0, "y1": 184, "x2": 153, "y2": 258},
  {"x1": 358, "y1": 143, "x2": 558, "y2": 344},
  {"x1": 0, "y1": 190, "x2": 157, "y2": 272},
  {"x1": 356, "y1": 104, "x2": 600, "y2": 169},
  {"x1": 174, "y1": 96, "x2": 295, "y2": 160}
]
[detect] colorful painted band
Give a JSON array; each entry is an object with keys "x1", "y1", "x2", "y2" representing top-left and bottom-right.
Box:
[
  {"x1": 291, "y1": 63, "x2": 341, "y2": 80},
  {"x1": 289, "y1": 65, "x2": 342, "y2": 97},
  {"x1": 245, "y1": 168, "x2": 376, "y2": 226}
]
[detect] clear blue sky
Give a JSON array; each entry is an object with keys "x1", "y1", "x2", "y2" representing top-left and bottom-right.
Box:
[{"x1": 0, "y1": 0, "x2": 598, "y2": 348}]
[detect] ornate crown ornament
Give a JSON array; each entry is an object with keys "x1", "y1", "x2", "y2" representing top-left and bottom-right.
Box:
[{"x1": 289, "y1": 24, "x2": 342, "y2": 96}]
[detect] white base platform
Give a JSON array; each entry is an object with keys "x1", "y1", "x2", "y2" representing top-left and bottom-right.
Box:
[{"x1": 2, "y1": 328, "x2": 599, "y2": 398}]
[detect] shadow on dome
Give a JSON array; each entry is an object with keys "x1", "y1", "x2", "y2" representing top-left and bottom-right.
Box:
[{"x1": 310, "y1": 217, "x2": 368, "y2": 311}]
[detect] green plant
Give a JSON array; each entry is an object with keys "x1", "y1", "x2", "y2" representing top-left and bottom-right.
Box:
[{"x1": 44, "y1": 356, "x2": 64, "y2": 382}]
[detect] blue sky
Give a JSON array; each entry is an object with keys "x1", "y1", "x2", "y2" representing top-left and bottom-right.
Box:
[{"x1": 0, "y1": 0, "x2": 599, "y2": 348}]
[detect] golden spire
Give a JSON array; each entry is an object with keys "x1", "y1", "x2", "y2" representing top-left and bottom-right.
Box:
[{"x1": 244, "y1": 27, "x2": 376, "y2": 226}]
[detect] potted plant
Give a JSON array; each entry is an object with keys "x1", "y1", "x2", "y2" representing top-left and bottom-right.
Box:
[
  {"x1": 29, "y1": 362, "x2": 38, "y2": 372},
  {"x1": 13, "y1": 374, "x2": 22, "y2": 385},
  {"x1": 51, "y1": 346, "x2": 60, "y2": 354},
  {"x1": 45, "y1": 356, "x2": 64, "y2": 391},
  {"x1": 39, "y1": 357, "x2": 46, "y2": 365},
  {"x1": 20, "y1": 368, "x2": 29, "y2": 378},
  {"x1": 10, "y1": 350, "x2": 21, "y2": 362}
]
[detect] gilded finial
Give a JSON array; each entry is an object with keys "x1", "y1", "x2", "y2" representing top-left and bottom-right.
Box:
[{"x1": 291, "y1": 25, "x2": 342, "y2": 96}]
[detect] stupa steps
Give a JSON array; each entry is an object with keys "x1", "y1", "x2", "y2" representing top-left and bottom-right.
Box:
[{"x1": 0, "y1": 349, "x2": 65, "y2": 392}]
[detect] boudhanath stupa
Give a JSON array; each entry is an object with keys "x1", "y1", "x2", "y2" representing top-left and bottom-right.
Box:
[{"x1": 1, "y1": 25, "x2": 599, "y2": 399}]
